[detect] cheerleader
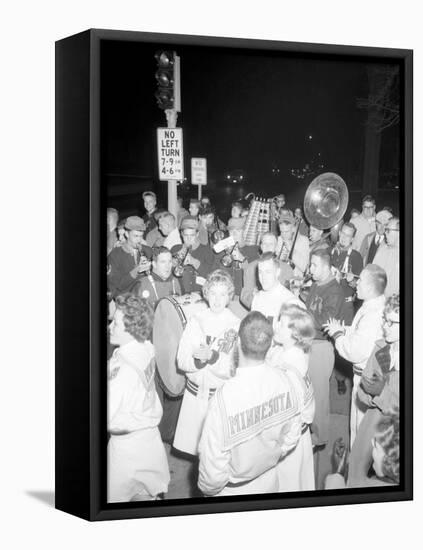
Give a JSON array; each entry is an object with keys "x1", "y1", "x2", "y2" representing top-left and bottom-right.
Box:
[
  {"x1": 267, "y1": 302, "x2": 316, "y2": 491},
  {"x1": 173, "y1": 270, "x2": 240, "y2": 455},
  {"x1": 107, "y1": 294, "x2": 170, "y2": 502}
]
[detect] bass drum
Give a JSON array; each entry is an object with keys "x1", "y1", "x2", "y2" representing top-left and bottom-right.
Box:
[{"x1": 153, "y1": 294, "x2": 208, "y2": 397}]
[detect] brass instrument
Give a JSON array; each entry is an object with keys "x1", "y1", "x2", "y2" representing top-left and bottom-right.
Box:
[
  {"x1": 278, "y1": 218, "x2": 301, "y2": 266},
  {"x1": 136, "y1": 245, "x2": 151, "y2": 274},
  {"x1": 303, "y1": 172, "x2": 349, "y2": 231},
  {"x1": 172, "y1": 245, "x2": 192, "y2": 277},
  {"x1": 210, "y1": 211, "x2": 228, "y2": 245},
  {"x1": 280, "y1": 172, "x2": 349, "y2": 273},
  {"x1": 221, "y1": 242, "x2": 241, "y2": 268}
]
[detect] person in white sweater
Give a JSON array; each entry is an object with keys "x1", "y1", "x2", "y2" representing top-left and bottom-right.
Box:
[
  {"x1": 107, "y1": 294, "x2": 170, "y2": 502},
  {"x1": 324, "y1": 264, "x2": 387, "y2": 446},
  {"x1": 267, "y1": 303, "x2": 316, "y2": 491},
  {"x1": 173, "y1": 269, "x2": 240, "y2": 455},
  {"x1": 251, "y1": 252, "x2": 303, "y2": 326},
  {"x1": 198, "y1": 312, "x2": 304, "y2": 496}
]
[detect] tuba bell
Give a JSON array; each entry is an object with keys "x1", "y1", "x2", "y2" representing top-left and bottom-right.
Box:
[{"x1": 303, "y1": 172, "x2": 349, "y2": 230}]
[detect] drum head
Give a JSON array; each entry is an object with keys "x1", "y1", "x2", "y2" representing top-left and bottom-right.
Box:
[{"x1": 153, "y1": 297, "x2": 187, "y2": 397}]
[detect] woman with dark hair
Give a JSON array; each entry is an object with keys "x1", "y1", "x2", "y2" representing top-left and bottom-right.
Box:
[
  {"x1": 267, "y1": 303, "x2": 316, "y2": 491},
  {"x1": 107, "y1": 294, "x2": 169, "y2": 502},
  {"x1": 173, "y1": 269, "x2": 240, "y2": 455}
]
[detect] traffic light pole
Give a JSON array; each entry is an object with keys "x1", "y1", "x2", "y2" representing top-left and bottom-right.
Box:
[
  {"x1": 155, "y1": 51, "x2": 181, "y2": 219},
  {"x1": 165, "y1": 108, "x2": 178, "y2": 219}
]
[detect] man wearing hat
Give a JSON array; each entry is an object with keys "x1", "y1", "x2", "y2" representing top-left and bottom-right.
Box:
[
  {"x1": 276, "y1": 212, "x2": 310, "y2": 277},
  {"x1": 107, "y1": 216, "x2": 153, "y2": 298},
  {"x1": 360, "y1": 210, "x2": 393, "y2": 266},
  {"x1": 171, "y1": 217, "x2": 215, "y2": 294}
]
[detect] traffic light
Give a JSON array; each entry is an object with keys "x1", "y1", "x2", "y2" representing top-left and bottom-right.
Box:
[{"x1": 154, "y1": 50, "x2": 180, "y2": 111}]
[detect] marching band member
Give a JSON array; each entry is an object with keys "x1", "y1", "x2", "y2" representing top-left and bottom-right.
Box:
[
  {"x1": 251, "y1": 252, "x2": 303, "y2": 325},
  {"x1": 107, "y1": 216, "x2": 152, "y2": 298},
  {"x1": 330, "y1": 221, "x2": 364, "y2": 395},
  {"x1": 198, "y1": 205, "x2": 226, "y2": 246},
  {"x1": 213, "y1": 217, "x2": 259, "y2": 297},
  {"x1": 267, "y1": 303, "x2": 316, "y2": 491},
  {"x1": 228, "y1": 217, "x2": 260, "y2": 262},
  {"x1": 133, "y1": 246, "x2": 181, "y2": 307},
  {"x1": 132, "y1": 246, "x2": 182, "y2": 444},
  {"x1": 309, "y1": 225, "x2": 330, "y2": 256},
  {"x1": 159, "y1": 212, "x2": 182, "y2": 250},
  {"x1": 107, "y1": 294, "x2": 170, "y2": 502},
  {"x1": 305, "y1": 249, "x2": 345, "y2": 450},
  {"x1": 294, "y1": 206, "x2": 309, "y2": 237},
  {"x1": 331, "y1": 222, "x2": 363, "y2": 325},
  {"x1": 240, "y1": 232, "x2": 294, "y2": 309},
  {"x1": 198, "y1": 312, "x2": 303, "y2": 496},
  {"x1": 323, "y1": 264, "x2": 387, "y2": 446},
  {"x1": 173, "y1": 270, "x2": 240, "y2": 455},
  {"x1": 276, "y1": 211, "x2": 309, "y2": 277},
  {"x1": 273, "y1": 194, "x2": 286, "y2": 221},
  {"x1": 171, "y1": 218, "x2": 215, "y2": 294}
]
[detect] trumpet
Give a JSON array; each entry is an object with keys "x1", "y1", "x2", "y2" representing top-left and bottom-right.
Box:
[
  {"x1": 289, "y1": 273, "x2": 313, "y2": 300},
  {"x1": 221, "y1": 242, "x2": 242, "y2": 268},
  {"x1": 172, "y1": 245, "x2": 192, "y2": 277},
  {"x1": 210, "y1": 211, "x2": 228, "y2": 245},
  {"x1": 136, "y1": 245, "x2": 151, "y2": 274}
]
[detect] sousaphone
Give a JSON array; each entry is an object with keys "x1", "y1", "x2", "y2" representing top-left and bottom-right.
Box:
[{"x1": 303, "y1": 172, "x2": 349, "y2": 230}]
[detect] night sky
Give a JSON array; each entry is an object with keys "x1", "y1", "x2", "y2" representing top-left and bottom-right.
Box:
[{"x1": 101, "y1": 39, "x2": 399, "y2": 217}]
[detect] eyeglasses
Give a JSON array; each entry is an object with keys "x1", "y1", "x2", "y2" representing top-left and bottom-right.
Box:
[{"x1": 383, "y1": 317, "x2": 400, "y2": 327}]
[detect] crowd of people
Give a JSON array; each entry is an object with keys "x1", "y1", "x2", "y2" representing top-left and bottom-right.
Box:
[{"x1": 106, "y1": 190, "x2": 400, "y2": 502}]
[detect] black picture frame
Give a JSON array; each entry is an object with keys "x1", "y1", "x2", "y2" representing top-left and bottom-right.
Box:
[{"x1": 55, "y1": 28, "x2": 413, "y2": 521}]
